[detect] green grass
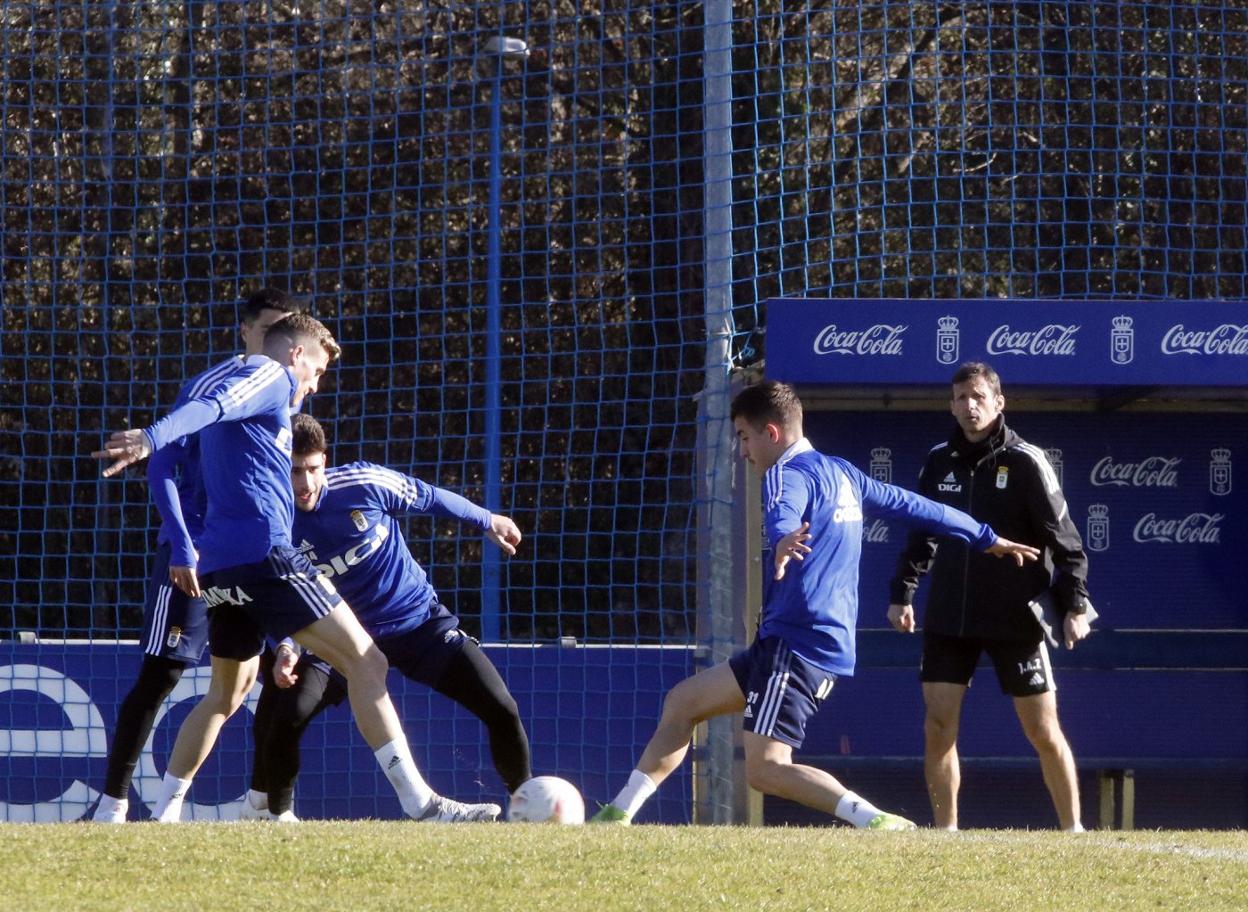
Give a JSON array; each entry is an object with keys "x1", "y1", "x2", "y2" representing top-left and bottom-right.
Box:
[{"x1": 1, "y1": 822, "x2": 1246, "y2": 911}]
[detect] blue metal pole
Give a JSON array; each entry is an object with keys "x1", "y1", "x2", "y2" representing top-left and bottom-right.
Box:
[{"x1": 481, "y1": 59, "x2": 503, "y2": 641}]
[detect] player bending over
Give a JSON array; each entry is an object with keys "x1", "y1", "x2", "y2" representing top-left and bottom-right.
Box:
[
  {"x1": 94, "y1": 313, "x2": 498, "y2": 822},
  {"x1": 592, "y1": 381, "x2": 1040, "y2": 828},
  {"x1": 238, "y1": 414, "x2": 529, "y2": 820}
]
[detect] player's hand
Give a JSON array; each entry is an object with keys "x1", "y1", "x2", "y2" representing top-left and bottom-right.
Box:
[
  {"x1": 985, "y1": 536, "x2": 1041, "y2": 567},
  {"x1": 92, "y1": 429, "x2": 152, "y2": 477},
  {"x1": 274, "y1": 645, "x2": 300, "y2": 688},
  {"x1": 168, "y1": 564, "x2": 201, "y2": 598},
  {"x1": 773, "y1": 522, "x2": 812, "y2": 581},
  {"x1": 487, "y1": 514, "x2": 522, "y2": 555},
  {"x1": 1063, "y1": 612, "x2": 1091, "y2": 650},
  {"x1": 887, "y1": 602, "x2": 916, "y2": 634}
]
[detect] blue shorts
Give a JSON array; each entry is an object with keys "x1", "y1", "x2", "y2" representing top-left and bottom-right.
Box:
[
  {"x1": 202, "y1": 545, "x2": 344, "y2": 661},
  {"x1": 304, "y1": 602, "x2": 466, "y2": 685},
  {"x1": 140, "y1": 543, "x2": 209, "y2": 665},
  {"x1": 729, "y1": 636, "x2": 836, "y2": 749}
]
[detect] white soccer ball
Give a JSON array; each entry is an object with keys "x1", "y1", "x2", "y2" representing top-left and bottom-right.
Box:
[{"x1": 507, "y1": 776, "x2": 585, "y2": 824}]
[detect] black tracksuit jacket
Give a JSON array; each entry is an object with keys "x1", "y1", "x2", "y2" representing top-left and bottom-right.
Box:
[{"x1": 889, "y1": 418, "x2": 1090, "y2": 641}]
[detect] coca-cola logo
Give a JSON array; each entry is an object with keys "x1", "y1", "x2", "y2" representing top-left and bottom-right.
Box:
[
  {"x1": 813, "y1": 324, "x2": 907, "y2": 356},
  {"x1": 1132, "y1": 512, "x2": 1223, "y2": 544},
  {"x1": 1160, "y1": 324, "x2": 1248, "y2": 356},
  {"x1": 1089, "y1": 456, "x2": 1181, "y2": 488},
  {"x1": 862, "y1": 519, "x2": 889, "y2": 543},
  {"x1": 986, "y1": 324, "x2": 1080, "y2": 356}
]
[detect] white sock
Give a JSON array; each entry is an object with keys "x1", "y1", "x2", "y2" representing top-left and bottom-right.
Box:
[
  {"x1": 612, "y1": 770, "x2": 657, "y2": 818},
  {"x1": 834, "y1": 791, "x2": 885, "y2": 828},
  {"x1": 374, "y1": 738, "x2": 435, "y2": 817},
  {"x1": 246, "y1": 789, "x2": 268, "y2": 811},
  {"x1": 154, "y1": 773, "x2": 192, "y2": 823},
  {"x1": 92, "y1": 794, "x2": 128, "y2": 823}
]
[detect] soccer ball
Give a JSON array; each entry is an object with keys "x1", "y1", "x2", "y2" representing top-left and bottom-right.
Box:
[{"x1": 507, "y1": 776, "x2": 585, "y2": 824}]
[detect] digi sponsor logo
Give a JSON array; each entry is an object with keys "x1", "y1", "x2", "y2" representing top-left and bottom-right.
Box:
[
  {"x1": 1089, "y1": 455, "x2": 1181, "y2": 488},
  {"x1": 1043, "y1": 448, "x2": 1064, "y2": 487},
  {"x1": 1111, "y1": 315, "x2": 1134, "y2": 365},
  {"x1": 869, "y1": 447, "x2": 892, "y2": 485},
  {"x1": 1210, "y1": 448, "x2": 1232, "y2": 496},
  {"x1": 1161, "y1": 323, "x2": 1248, "y2": 356},
  {"x1": 1086, "y1": 504, "x2": 1110, "y2": 553},
  {"x1": 812, "y1": 323, "x2": 907, "y2": 356},
  {"x1": 937, "y1": 471, "x2": 962, "y2": 493},
  {"x1": 936, "y1": 316, "x2": 960, "y2": 365},
  {"x1": 1133, "y1": 512, "x2": 1224, "y2": 545},
  {"x1": 312, "y1": 524, "x2": 390, "y2": 579},
  {"x1": 862, "y1": 518, "x2": 889, "y2": 544},
  {"x1": 985, "y1": 323, "x2": 1079, "y2": 356}
]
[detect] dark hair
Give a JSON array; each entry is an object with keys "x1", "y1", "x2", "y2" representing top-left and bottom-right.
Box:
[
  {"x1": 951, "y1": 361, "x2": 1002, "y2": 397},
  {"x1": 730, "y1": 380, "x2": 803, "y2": 431},
  {"x1": 263, "y1": 312, "x2": 342, "y2": 362},
  {"x1": 291, "y1": 413, "x2": 327, "y2": 456},
  {"x1": 239, "y1": 288, "x2": 300, "y2": 324}
]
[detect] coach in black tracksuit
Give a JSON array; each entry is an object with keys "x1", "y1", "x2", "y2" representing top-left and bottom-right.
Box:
[{"x1": 887, "y1": 362, "x2": 1092, "y2": 832}]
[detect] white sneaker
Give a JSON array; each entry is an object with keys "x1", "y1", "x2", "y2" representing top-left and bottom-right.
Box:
[
  {"x1": 271, "y1": 809, "x2": 300, "y2": 823},
  {"x1": 415, "y1": 795, "x2": 502, "y2": 823},
  {"x1": 91, "y1": 796, "x2": 128, "y2": 824}
]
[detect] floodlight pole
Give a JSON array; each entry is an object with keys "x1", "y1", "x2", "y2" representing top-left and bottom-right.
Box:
[{"x1": 480, "y1": 36, "x2": 528, "y2": 641}]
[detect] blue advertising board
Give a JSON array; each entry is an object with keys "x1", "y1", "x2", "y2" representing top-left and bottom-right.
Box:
[
  {"x1": 765, "y1": 298, "x2": 1248, "y2": 387},
  {"x1": 0, "y1": 644, "x2": 693, "y2": 823}
]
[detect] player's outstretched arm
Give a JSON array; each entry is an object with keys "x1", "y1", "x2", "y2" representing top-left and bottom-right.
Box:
[
  {"x1": 984, "y1": 536, "x2": 1041, "y2": 567},
  {"x1": 486, "y1": 514, "x2": 522, "y2": 555},
  {"x1": 92, "y1": 429, "x2": 153, "y2": 477}
]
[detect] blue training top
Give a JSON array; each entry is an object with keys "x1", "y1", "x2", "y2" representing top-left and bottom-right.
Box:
[
  {"x1": 759, "y1": 438, "x2": 996, "y2": 676},
  {"x1": 292, "y1": 461, "x2": 493, "y2": 639},
  {"x1": 147, "y1": 355, "x2": 243, "y2": 568},
  {"x1": 143, "y1": 354, "x2": 298, "y2": 575}
]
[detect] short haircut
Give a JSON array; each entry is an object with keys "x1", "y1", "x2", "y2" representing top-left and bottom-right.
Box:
[
  {"x1": 239, "y1": 287, "x2": 300, "y2": 324},
  {"x1": 730, "y1": 380, "x2": 803, "y2": 431},
  {"x1": 263, "y1": 312, "x2": 341, "y2": 363},
  {"x1": 291, "y1": 413, "x2": 327, "y2": 456},
  {"x1": 951, "y1": 361, "x2": 1002, "y2": 397}
]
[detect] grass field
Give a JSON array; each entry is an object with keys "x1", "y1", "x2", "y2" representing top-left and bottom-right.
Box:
[{"x1": 1, "y1": 822, "x2": 1245, "y2": 911}]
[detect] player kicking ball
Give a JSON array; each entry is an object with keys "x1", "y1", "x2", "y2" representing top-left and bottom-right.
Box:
[
  {"x1": 94, "y1": 313, "x2": 498, "y2": 823},
  {"x1": 592, "y1": 381, "x2": 1041, "y2": 829},
  {"x1": 239, "y1": 413, "x2": 530, "y2": 821}
]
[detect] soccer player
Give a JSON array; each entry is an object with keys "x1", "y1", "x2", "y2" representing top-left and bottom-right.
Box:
[
  {"x1": 886, "y1": 362, "x2": 1092, "y2": 831},
  {"x1": 93, "y1": 313, "x2": 500, "y2": 823},
  {"x1": 591, "y1": 380, "x2": 1041, "y2": 828},
  {"x1": 92, "y1": 288, "x2": 297, "y2": 823},
  {"x1": 238, "y1": 414, "x2": 529, "y2": 820}
]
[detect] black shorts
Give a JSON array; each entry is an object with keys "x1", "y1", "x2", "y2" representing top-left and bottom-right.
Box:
[
  {"x1": 302, "y1": 602, "x2": 467, "y2": 687},
  {"x1": 920, "y1": 631, "x2": 1055, "y2": 697}
]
